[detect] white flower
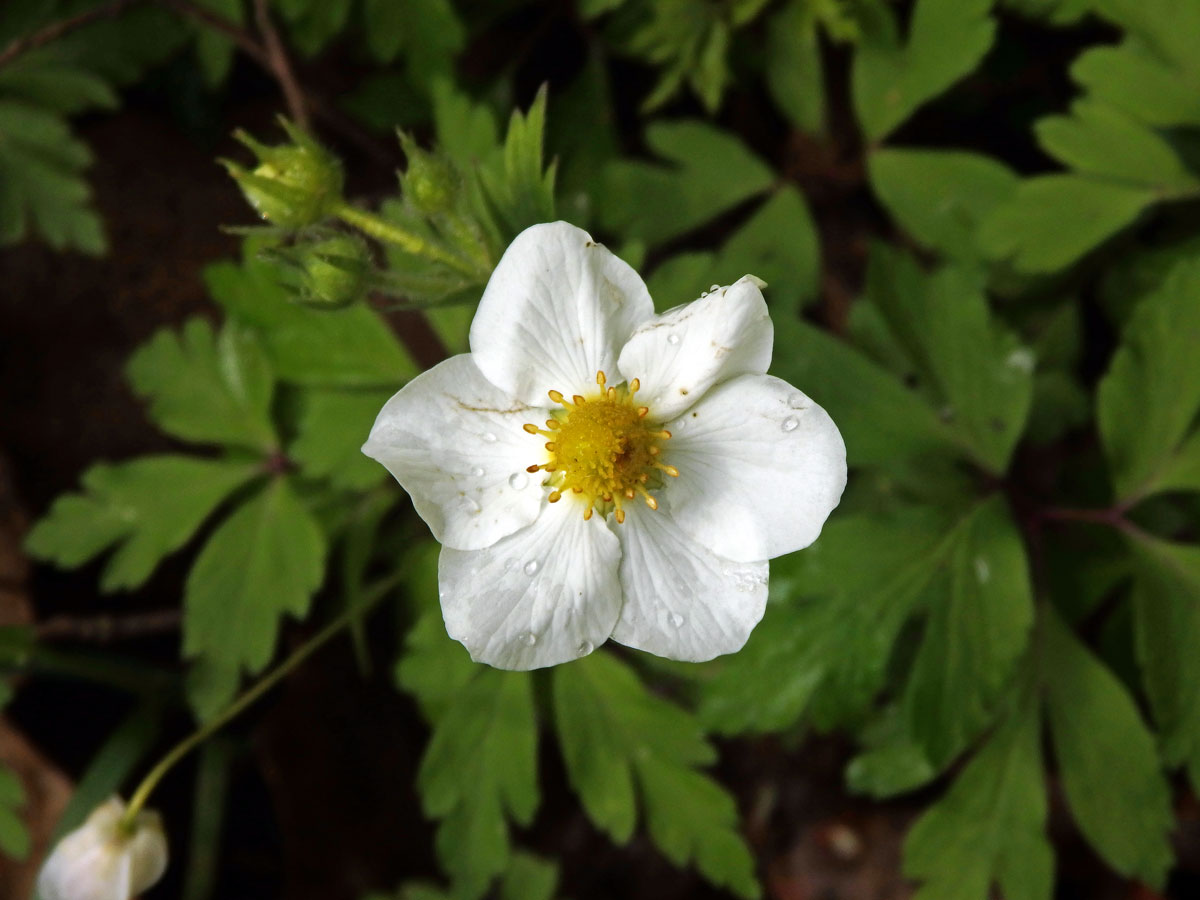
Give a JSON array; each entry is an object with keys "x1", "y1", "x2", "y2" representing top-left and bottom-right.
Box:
[
  {"x1": 364, "y1": 221, "x2": 846, "y2": 669},
  {"x1": 37, "y1": 796, "x2": 168, "y2": 900}
]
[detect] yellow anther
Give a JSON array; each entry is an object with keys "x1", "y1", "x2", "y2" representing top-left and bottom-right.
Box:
[
  {"x1": 523, "y1": 423, "x2": 539, "y2": 434},
  {"x1": 630, "y1": 378, "x2": 640, "y2": 392},
  {"x1": 548, "y1": 389, "x2": 565, "y2": 404},
  {"x1": 548, "y1": 490, "x2": 562, "y2": 503},
  {"x1": 596, "y1": 371, "x2": 607, "y2": 386}
]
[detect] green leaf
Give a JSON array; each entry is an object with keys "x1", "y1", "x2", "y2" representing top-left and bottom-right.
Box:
[
  {"x1": 0, "y1": 764, "x2": 28, "y2": 859},
  {"x1": 362, "y1": 0, "x2": 464, "y2": 90},
  {"x1": 978, "y1": 175, "x2": 1153, "y2": 274},
  {"x1": 852, "y1": 0, "x2": 996, "y2": 141},
  {"x1": 0, "y1": 101, "x2": 104, "y2": 253},
  {"x1": 1092, "y1": 0, "x2": 1200, "y2": 80},
  {"x1": 868, "y1": 148, "x2": 1019, "y2": 261},
  {"x1": 497, "y1": 852, "x2": 559, "y2": 900},
  {"x1": 901, "y1": 497, "x2": 1034, "y2": 765},
  {"x1": 861, "y1": 250, "x2": 1034, "y2": 473},
  {"x1": 598, "y1": 121, "x2": 774, "y2": 246},
  {"x1": 190, "y1": 0, "x2": 243, "y2": 85},
  {"x1": 903, "y1": 692, "x2": 1051, "y2": 900},
  {"x1": 26, "y1": 456, "x2": 260, "y2": 592},
  {"x1": 701, "y1": 506, "x2": 951, "y2": 736},
  {"x1": 718, "y1": 186, "x2": 821, "y2": 309},
  {"x1": 418, "y1": 670, "x2": 538, "y2": 900},
  {"x1": 184, "y1": 478, "x2": 327, "y2": 719},
  {"x1": 1072, "y1": 41, "x2": 1200, "y2": 128},
  {"x1": 1042, "y1": 607, "x2": 1174, "y2": 888},
  {"x1": 764, "y1": 0, "x2": 828, "y2": 135},
  {"x1": 1129, "y1": 535, "x2": 1200, "y2": 786},
  {"x1": 290, "y1": 388, "x2": 392, "y2": 490},
  {"x1": 1034, "y1": 101, "x2": 1200, "y2": 192},
  {"x1": 479, "y1": 86, "x2": 557, "y2": 238},
  {"x1": 206, "y1": 257, "x2": 418, "y2": 387},
  {"x1": 127, "y1": 318, "x2": 278, "y2": 452},
  {"x1": 554, "y1": 652, "x2": 759, "y2": 898},
  {"x1": 769, "y1": 315, "x2": 957, "y2": 477},
  {"x1": 1097, "y1": 258, "x2": 1200, "y2": 502}
]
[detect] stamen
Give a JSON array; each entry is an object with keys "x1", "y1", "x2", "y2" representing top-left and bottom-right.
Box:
[
  {"x1": 545, "y1": 442, "x2": 557, "y2": 451},
  {"x1": 596, "y1": 371, "x2": 607, "y2": 387},
  {"x1": 548, "y1": 490, "x2": 562, "y2": 503},
  {"x1": 615, "y1": 508, "x2": 626, "y2": 524},
  {"x1": 637, "y1": 406, "x2": 649, "y2": 418},
  {"x1": 523, "y1": 423, "x2": 539, "y2": 434},
  {"x1": 548, "y1": 389, "x2": 565, "y2": 404},
  {"x1": 573, "y1": 394, "x2": 586, "y2": 405},
  {"x1": 643, "y1": 494, "x2": 658, "y2": 510},
  {"x1": 545, "y1": 420, "x2": 560, "y2": 429},
  {"x1": 606, "y1": 386, "x2": 617, "y2": 400},
  {"x1": 526, "y1": 464, "x2": 540, "y2": 473},
  {"x1": 657, "y1": 464, "x2": 680, "y2": 477},
  {"x1": 630, "y1": 378, "x2": 640, "y2": 392}
]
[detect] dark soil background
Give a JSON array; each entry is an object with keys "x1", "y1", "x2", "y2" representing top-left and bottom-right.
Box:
[{"x1": 2, "y1": 6, "x2": 1198, "y2": 898}]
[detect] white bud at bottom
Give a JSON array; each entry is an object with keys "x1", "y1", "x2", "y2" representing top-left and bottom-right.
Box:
[{"x1": 37, "y1": 796, "x2": 168, "y2": 900}]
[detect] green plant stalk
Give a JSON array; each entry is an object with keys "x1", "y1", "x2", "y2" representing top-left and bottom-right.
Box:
[
  {"x1": 332, "y1": 202, "x2": 479, "y2": 276},
  {"x1": 119, "y1": 574, "x2": 401, "y2": 832}
]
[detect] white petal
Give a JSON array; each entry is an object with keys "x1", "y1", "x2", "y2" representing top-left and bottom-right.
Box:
[
  {"x1": 362, "y1": 354, "x2": 546, "y2": 552},
  {"x1": 617, "y1": 276, "x2": 773, "y2": 420},
  {"x1": 664, "y1": 374, "x2": 846, "y2": 562},
  {"x1": 469, "y1": 221, "x2": 655, "y2": 404},
  {"x1": 611, "y1": 500, "x2": 768, "y2": 661},
  {"x1": 439, "y1": 498, "x2": 623, "y2": 669}
]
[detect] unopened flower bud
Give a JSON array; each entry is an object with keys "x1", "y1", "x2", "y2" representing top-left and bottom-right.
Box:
[
  {"x1": 224, "y1": 118, "x2": 344, "y2": 228},
  {"x1": 398, "y1": 131, "x2": 457, "y2": 215},
  {"x1": 37, "y1": 796, "x2": 168, "y2": 900},
  {"x1": 300, "y1": 233, "x2": 370, "y2": 308}
]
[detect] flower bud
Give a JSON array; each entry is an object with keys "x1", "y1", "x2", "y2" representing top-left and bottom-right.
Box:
[
  {"x1": 299, "y1": 233, "x2": 371, "y2": 308},
  {"x1": 224, "y1": 118, "x2": 344, "y2": 228},
  {"x1": 398, "y1": 131, "x2": 457, "y2": 216},
  {"x1": 37, "y1": 796, "x2": 168, "y2": 900}
]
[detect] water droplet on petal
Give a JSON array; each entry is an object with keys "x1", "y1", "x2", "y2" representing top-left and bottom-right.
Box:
[
  {"x1": 787, "y1": 394, "x2": 808, "y2": 410},
  {"x1": 781, "y1": 416, "x2": 799, "y2": 432},
  {"x1": 699, "y1": 290, "x2": 708, "y2": 298},
  {"x1": 709, "y1": 283, "x2": 721, "y2": 293},
  {"x1": 459, "y1": 496, "x2": 481, "y2": 515},
  {"x1": 577, "y1": 640, "x2": 594, "y2": 656},
  {"x1": 522, "y1": 632, "x2": 538, "y2": 646},
  {"x1": 482, "y1": 431, "x2": 498, "y2": 443},
  {"x1": 508, "y1": 472, "x2": 529, "y2": 490},
  {"x1": 470, "y1": 465, "x2": 485, "y2": 478},
  {"x1": 669, "y1": 612, "x2": 685, "y2": 628},
  {"x1": 503, "y1": 557, "x2": 518, "y2": 573},
  {"x1": 524, "y1": 559, "x2": 540, "y2": 576},
  {"x1": 667, "y1": 333, "x2": 681, "y2": 346}
]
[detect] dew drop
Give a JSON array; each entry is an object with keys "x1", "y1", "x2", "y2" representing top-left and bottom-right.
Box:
[
  {"x1": 787, "y1": 394, "x2": 808, "y2": 410},
  {"x1": 667, "y1": 333, "x2": 681, "y2": 345},
  {"x1": 508, "y1": 472, "x2": 529, "y2": 490},
  {"x1": 470, "y1": 465, "x2": 485, "y2": 478},
  {"x1": 524, "y1": 559, "x2": 540, "y2": 576},
  {"x1": 699, "y1": 291, "x2": 708, "y2": 298},
  {"x1": 459, "y1": 496, "x2": 481, "y2": 516},
  {"x1": 577, "y1": 640, "x2": 594, "y2": 656},
  {"x1": 781, "y1": 416, "x2": 799, "y2": 433},
  {"x1": 482, "y1": 431, "x2": 498, "y2": 443},
  {"x1": 502, "y1": 557, "x2": 518, "y2": 573},
  {"x1": 522, "y1": 632, "x2": 538, "y2": 646},
  {"x1": 669, "y1": 612, "x2": 685, "y2": 628},
  {"x1": 709, "y1": 283, "x2": 721, "y2": 293}
]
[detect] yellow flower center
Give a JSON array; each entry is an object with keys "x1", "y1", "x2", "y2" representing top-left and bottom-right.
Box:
[{"x1": 523, "y1": 371, "x2": 678, "y2": 523}]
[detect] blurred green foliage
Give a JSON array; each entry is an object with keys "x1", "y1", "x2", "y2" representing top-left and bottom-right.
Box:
[{"x1": 9, "y1": 0, "x2": 1200, "y2": 899}]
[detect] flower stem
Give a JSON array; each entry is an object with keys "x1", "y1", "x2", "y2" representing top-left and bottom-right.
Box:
[
  {"x1": 119, "y1": 574, "x2": 401, "y2": 832},
  {"x1": 331, "y1": 202, "x2": 475, "y2": 275}
]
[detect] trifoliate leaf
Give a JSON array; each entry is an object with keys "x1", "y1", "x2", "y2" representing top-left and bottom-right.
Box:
[
  {"x1": 868, "y1": 149, "x2": 1019, "y2": 261},
  {"x1": 0, "y1": 101, "x2": 103, "y2": 254},
  {"x1": 290, "y1": 388, "x2": 392, "y2": 490},
  {"x1": 1092, "y1": 0, "x2": 1200, "y2": 81},
  {"x1": 1097, "y1": 258, "x2": 1200, "y2": 502},
  {"x1": 1035, "y1": 101, "x2": 1200, "y2": 192},
  {"x1": 554, "y1": 652, "x2": 759, "y2": 899},
  {"x1": 770, "y1": 315, "x2": 957, "y2": 477},
  {"x1": 861, "y1": 249, "x2": 1034, "y2": 473},
  {"x1": 418, "y1": 669, "x2": 538, "y2": 900},
  {"x1": 852, "y1": 0, "x2": 996, "y2": 141},
  {"x1": 978, "y1": 175, "x2": 1153, "y2": 274},
  {"x1": 1042, "y1": 607, "x2": 1174, "y2": 888},
  {"x1": 599, "y1": 121, "x2": 774, "y2": 247},
  {"x1": 184, "y1": 478, "x2": 327, "y2": 719},
  {"x1": 903, "y1": 691, "x2": 1051, "y2": 900},
  {"x1": 1129, "y1": 536, "x2": 1200, "y2": 787},
  {"x1": 127, "y1": 318, "x2": 278, "y2": 452},
  {"x1": 901, "y1": 497, "x2": 1034, "y2": 766},
  {"x1": 623, "y1": 0, "x2": 733, "y2": 112},
  {"x1": 26, "y1": 456, "x2": 260, "y2": 593},
  {"x1": 206, "y1": 257, "x2": 418, "y2": 387},
  {"x1": 701, "y1": 506, "x2": 951, "y2": 736}
]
